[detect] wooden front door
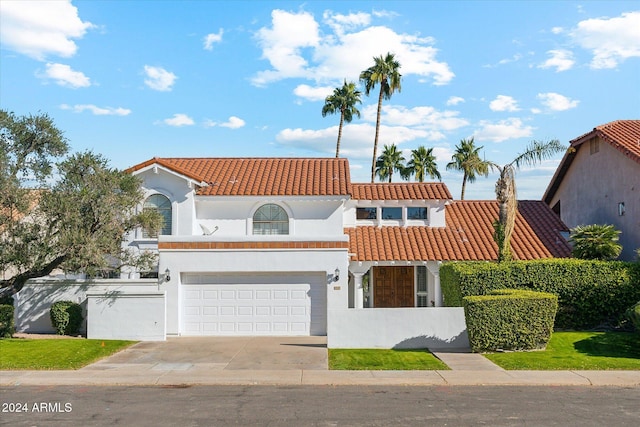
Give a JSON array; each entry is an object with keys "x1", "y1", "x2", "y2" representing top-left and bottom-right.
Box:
[{"x1": 373, "y1": 267, "x2": 414, "y2": 308}]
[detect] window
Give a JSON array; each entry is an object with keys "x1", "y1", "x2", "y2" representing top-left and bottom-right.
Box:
[
  {"x1": 253, "y1": 204, "x2": 289, "y2": 235},
  {"x1": 590, "y1": 139, "x2": 599, "y2": 155},
  {"x1": 143, "y1": 194, "x2": 171, "y2": 238},
  {"x1": 381, "y1": 207, "x2": 402, "y2": 220},
  {"x1": 356, "y1": 207, "x2": 377, "y2": 220},
  {"x1": 407, "y1": 207, "x2": 428, "y2": 220},
  {"x1": 416, "y1": 266, "x2": 429, "y2": 307}
]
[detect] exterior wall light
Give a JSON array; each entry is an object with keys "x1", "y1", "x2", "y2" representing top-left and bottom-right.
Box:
[
  {"x1": 164, "y1": 268, "x2": 171, "y2": 282},
  {"x1": 618, "y1": 202, "x2": 625, "y2": 216},
  {"x1": 334, "y1": 267, "x2": 340, "y2": 282}
]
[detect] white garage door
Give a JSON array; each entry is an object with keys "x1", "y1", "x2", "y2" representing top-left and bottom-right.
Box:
[{"x1": 180, "y1": 273, "x2": 326, "y2": 336}]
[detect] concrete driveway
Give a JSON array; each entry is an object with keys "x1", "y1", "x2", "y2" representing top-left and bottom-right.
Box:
[{"x1": 91, "y1": 336, "x2": 328, "y2": 370}]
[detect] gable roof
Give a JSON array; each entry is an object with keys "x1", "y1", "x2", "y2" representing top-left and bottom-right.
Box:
[
  {"x1": 346, "y1": 200, "x2": 571, "y2": 261},
  {"x1": 351, "y1": 183, "x2": 452, "y2": 200},
  {"x1": 127, "y1": 157, "x2": 351, "y2": 196},
  {"x1": 543, "y1": 120, "x2": 640, "y2": 203}
]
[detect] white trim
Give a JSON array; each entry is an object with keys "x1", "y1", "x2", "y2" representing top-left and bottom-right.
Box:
[{"x1": 132, "y1": 163, "x2": 207, "y2": 188}]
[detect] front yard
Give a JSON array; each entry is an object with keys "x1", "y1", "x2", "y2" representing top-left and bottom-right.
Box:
[
  {"x1": 329, "y1": 348, "x2": 449, "y2": 370},
  {"x1": 0, "y1": 338, "x2": 135, "y2": 370}
]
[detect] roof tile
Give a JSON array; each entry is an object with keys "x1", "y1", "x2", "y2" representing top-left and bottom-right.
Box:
[
  {"x1": 351, "y1": 183, "x2": 452, "y2": 200},
  {"x1": 346, "y1": 200, "x2": 571, "y2": 261}
]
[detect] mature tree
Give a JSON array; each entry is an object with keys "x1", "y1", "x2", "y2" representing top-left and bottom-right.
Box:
[
  {"x1": 402, "y1": 146, "x2": 441, "y2": 182},
  {"x1": 492, "y1": 139, "x2": 566, "y2": 262},
  {"x1": 375, "y1": 144, "x2": 405, "y2": 183},
  {"x1": 359, "y1": 52, "x2": 402, "y2": 182},
  {"x1": 321, "y1": 80, "x2": 362, "y2": 158},
  {"x1": 569, "y1": 224, "x2": 623, "y2": 260},
  {"x1": 446, "y1": 137, "x2": 491, "y2": 200},
  {"x1": 0, "y1": 111, "x2": 160, "y2": 297}
]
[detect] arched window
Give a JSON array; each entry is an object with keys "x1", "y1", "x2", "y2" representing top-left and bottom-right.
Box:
[
  {"x1": 143, "y1": 194, "x2": 172, "y2": 237},
  {"x1": 253, "y1": 204, "x2": 289, "y2": 235}
]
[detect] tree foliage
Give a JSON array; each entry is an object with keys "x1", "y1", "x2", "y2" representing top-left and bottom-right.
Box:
[
  {"x1": 0, "y1": 110, "x2": 160, "y2": 297},
  {"x1": 321, "y1": 80, "x2": 362, "y2": 158},
  {"x1": 359, "y1": 52, "x2": 402, "y2": 183},
  {"x1": 402, "y1": 146, "x2": 441, "y2": 182},
  {"x1": 446, "y1": 137, "x2": 491, "y2": 200},
  {"x1": 375, "y1": 144, "x2": 405, "y2": 182},
  {"x1": 569, "y1": 224, "x2": 623, "y2": 260}
]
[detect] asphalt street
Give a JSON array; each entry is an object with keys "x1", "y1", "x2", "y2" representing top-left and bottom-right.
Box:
[{"x1": 2, "y1": 385, "x2": 639, "y2": 426}]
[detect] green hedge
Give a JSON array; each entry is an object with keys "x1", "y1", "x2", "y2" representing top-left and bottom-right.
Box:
[
  {"x1": 627, "y1": 302, "x2": 640, "y2": 332},
  {"x1": 463, "y1": 289, "x2": 557, "y2": 352},
  {"x1": 441, "y1": 259, "x2": 640, "y2": 329},
  {"x1": 0, "y1": 305, "x2": 15, "y2": 338},
  {"x1": 50, "y1": 301, "x2": 84, "y2": 336}
]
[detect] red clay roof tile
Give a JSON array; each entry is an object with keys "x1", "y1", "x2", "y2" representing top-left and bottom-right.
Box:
[
  {"x1": 346, "y1": 200, "x2": 570, "y2": 261},
  {"x1": 351, "y1": 183, "x2": 452, "y2": 200}
]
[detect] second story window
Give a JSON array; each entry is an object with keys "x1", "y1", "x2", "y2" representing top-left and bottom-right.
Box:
[
  {"x1": 356, "y1": 207, "x2": 377, "y2": 220},
  {"x1": 381, "y1": 207, "x2": 402, "y2": 220},
  {"x1": 253, "y1": 204, "x2": 289, "y2": 235},
  {"x1": 407, "y1": 207, "x2": 428, "y2": 220},
  {"x1": 143, "y1": 194, "x2": 172, "y2": 238}
]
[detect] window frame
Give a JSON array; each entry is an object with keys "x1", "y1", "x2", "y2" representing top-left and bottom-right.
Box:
[
  {"x1": 142, "y1": 194, "x2": 172, "y2": 238},
  {"x1": 252, "y1": 203, "x2": 290, "y2": 235}
]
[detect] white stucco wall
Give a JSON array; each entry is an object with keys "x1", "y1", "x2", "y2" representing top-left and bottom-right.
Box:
[
  {"x1": 549, "y1": 139, "x2": 640, "y2": 260},
  {"x1": 87, "y1": 291, "x2": 166, "y2": 341},
  {"x1": 14, "y1": 279, "x2": 159, "y2": 334},
  {"x1": 327, "y1": 307, "x2": 469, "y2": 349}
]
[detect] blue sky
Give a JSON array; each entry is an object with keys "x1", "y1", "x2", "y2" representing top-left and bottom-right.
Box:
[{"x1": 1, "y1": 1, "x2": 638, "y2": 200}]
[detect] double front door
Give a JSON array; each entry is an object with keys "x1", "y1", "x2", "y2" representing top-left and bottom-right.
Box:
[{"x1": 373, "y1": 266, "x2": 414, "y2": 308}]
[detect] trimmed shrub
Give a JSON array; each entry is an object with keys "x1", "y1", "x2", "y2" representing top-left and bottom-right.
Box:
[
  {"x1": 463, "y1": 289, "x2": 558, "y2": 352},
  {"x1": 50, "y1": 301, "x2": 83, "y2": 336},
  {"x1": 0, "y1": 305, "x2": 15, "y2": 338},
  {"x1": 441, "y1": 259, "x2": 640, "y2": 329},
  {"x1": 627, "y1": 302, "x2": 640, "y2": 332},
  {"x1": 0, "y1": 294, "x2": 14, "y2": 306}
]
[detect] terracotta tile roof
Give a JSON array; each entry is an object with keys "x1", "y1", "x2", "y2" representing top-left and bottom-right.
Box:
[
  {"x1": 351, "y1": 183, "x2": 452, "y2": 200},
  {"x1": 544, "y1": 120, "x2": 640, "y2": 203},
  {"x1": 346, "y1": 200, "x2": 571, "y2": 261},
  {"x1": 127, "y1": 157, "x2": 351, "y2": 196}
]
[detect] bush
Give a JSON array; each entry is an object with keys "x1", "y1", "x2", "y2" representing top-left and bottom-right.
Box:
[
  {"x1": 0, "y1": 294, "x2": 14, "y2": 306},
  {"x1": 0, "y1": 305, "x2": 15, "y2": 338},
  {"x1": 569, "y1": 224, "x2": 622, "y2": 260},
  {"x1": 50, "y1": 301, "x2": 83, "y2": 336},
  {"x1": 626, "y1": 302, "x2": 640, "y2": 332},
  {"x1": 463, "y1": 289, "x2": 557, "y2": 352},
  {"x1": 441, "y1": 259, "x2": 640, "y2": 329}
]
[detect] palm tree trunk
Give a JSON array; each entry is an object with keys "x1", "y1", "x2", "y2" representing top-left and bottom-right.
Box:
[
  {"x1": 336, "y1": 112, "x2": 344, "y2": 158},
  {"x1": 371, "y1": 87, "x2": 384, "y2": 183},
  {"x1": 460, "y1": 173, "x2": 468, "y2": 200}
]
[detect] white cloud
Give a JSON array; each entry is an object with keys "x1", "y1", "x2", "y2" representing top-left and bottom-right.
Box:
[
  {"x1": 252, "y1": 9, "x2": 454, "y2": 87},
  {"x1": 294, "y1": 84, "x2": 334, "y2": 101},
  {"x1": 446, "y1": 96, "x2": 465, "y2": 106},
  {"x1": 489, "y1": 95, "x2": 520, "y2": 112},
  {"x1": 38, "y1": 63, "x2": 91, "y2": 88},
  {"x1": 363, "y1": 104, "x2": 469, "y2": 136},
  {"x1": 203, "y1": 28, "x2": 223, "y2": 50},
  {"x1": 474, "y1": 118, "x2": 534, "y2": 142},
  {"x1": 569, "y1": 11, "x2": 640, "y2": 69},
  {"x1": 162, "y1": 114, "x2": 194, "y2": 127},
  {"x1": 0, "y1": 0, "x2": 93, "y2": 60},
  {"x1": 539, "y1": 49, "x2": 575, "y2": 72},
  {"x1": 551, "y1": 27, "x2": 564, "y2": 35},
  {"x1": 143, "y1": 65, "x2": 177, "y2": 91},
  {"x1": 220, "y1": 116, "x2": 246, "y2": 129},
  {"x1": 60, "y1": 104, "x2": 131, "y2": 116},
  {"x1": 484, "y1": 53, "x2": 522, "y2": 68},
  {"x1": 537, "y1": 92, "x2": 579, "y2": 111}
]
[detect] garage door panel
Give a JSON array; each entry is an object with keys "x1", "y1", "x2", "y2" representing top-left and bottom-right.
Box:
[{"x1": 181, "y1": 274, "x2": 326, "y2": 336}]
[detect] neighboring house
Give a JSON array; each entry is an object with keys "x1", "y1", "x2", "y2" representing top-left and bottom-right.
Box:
[
  {"x1": 112, "y1": 156, "x2": 570, "y2": 346},
  {"x1": 543, "y1": 120, "x2": 640, "y2": 260}
]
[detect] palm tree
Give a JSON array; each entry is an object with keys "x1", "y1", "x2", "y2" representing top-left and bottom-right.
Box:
[
  {"x1": 446, "y1": 137, "x2": 491, "y2": 200},
  {"x1": 493, "y1": 139, "x2": 566, "y2": 261},
  {"x1": 375, "y1": 144, "x2": 405, "y2": 183},
  {"x1": 569, "y1": 224, "x2": 622, "y2": 260},
  {"x1": 402, "y1": 146, "x2": 441, "y2": 182},
  {"x1": 321, "y1": 80, "x2": 362, "y2": 157},
  {"x1": 359, "y1": 52, "x2": 402, "y2": 183}
]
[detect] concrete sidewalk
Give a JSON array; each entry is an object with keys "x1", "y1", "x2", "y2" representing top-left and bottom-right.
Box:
[{"x1": 2, "y1": 349, "x2": 639, "y2": 386}]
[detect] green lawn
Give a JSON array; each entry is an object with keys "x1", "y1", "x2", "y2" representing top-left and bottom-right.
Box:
[
  {"x1": 484, "y1": 332, "x2": 640, "y2": 370},
  {"x1": 0, "y1": 338, "x2": 135, "y2": 370},
  {"x1": 329, "y1": 348, "x2": 449, "y2": 370}
]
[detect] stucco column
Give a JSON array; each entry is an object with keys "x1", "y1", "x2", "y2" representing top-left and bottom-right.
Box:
[
  {"x1": 353, "y1": 273, "x2": 364, "y2": 309},
  {"x1": 427, "y1": 261, "x2": 443, "y2": 307}
]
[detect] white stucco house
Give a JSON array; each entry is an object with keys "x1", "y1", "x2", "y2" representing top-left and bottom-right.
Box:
[
  {"x1": 14, "y1": 156, "x2": 570, "y2": 348},
  {"x1": 543, "y1": 120, "x2": 640, "y2": 260}
]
